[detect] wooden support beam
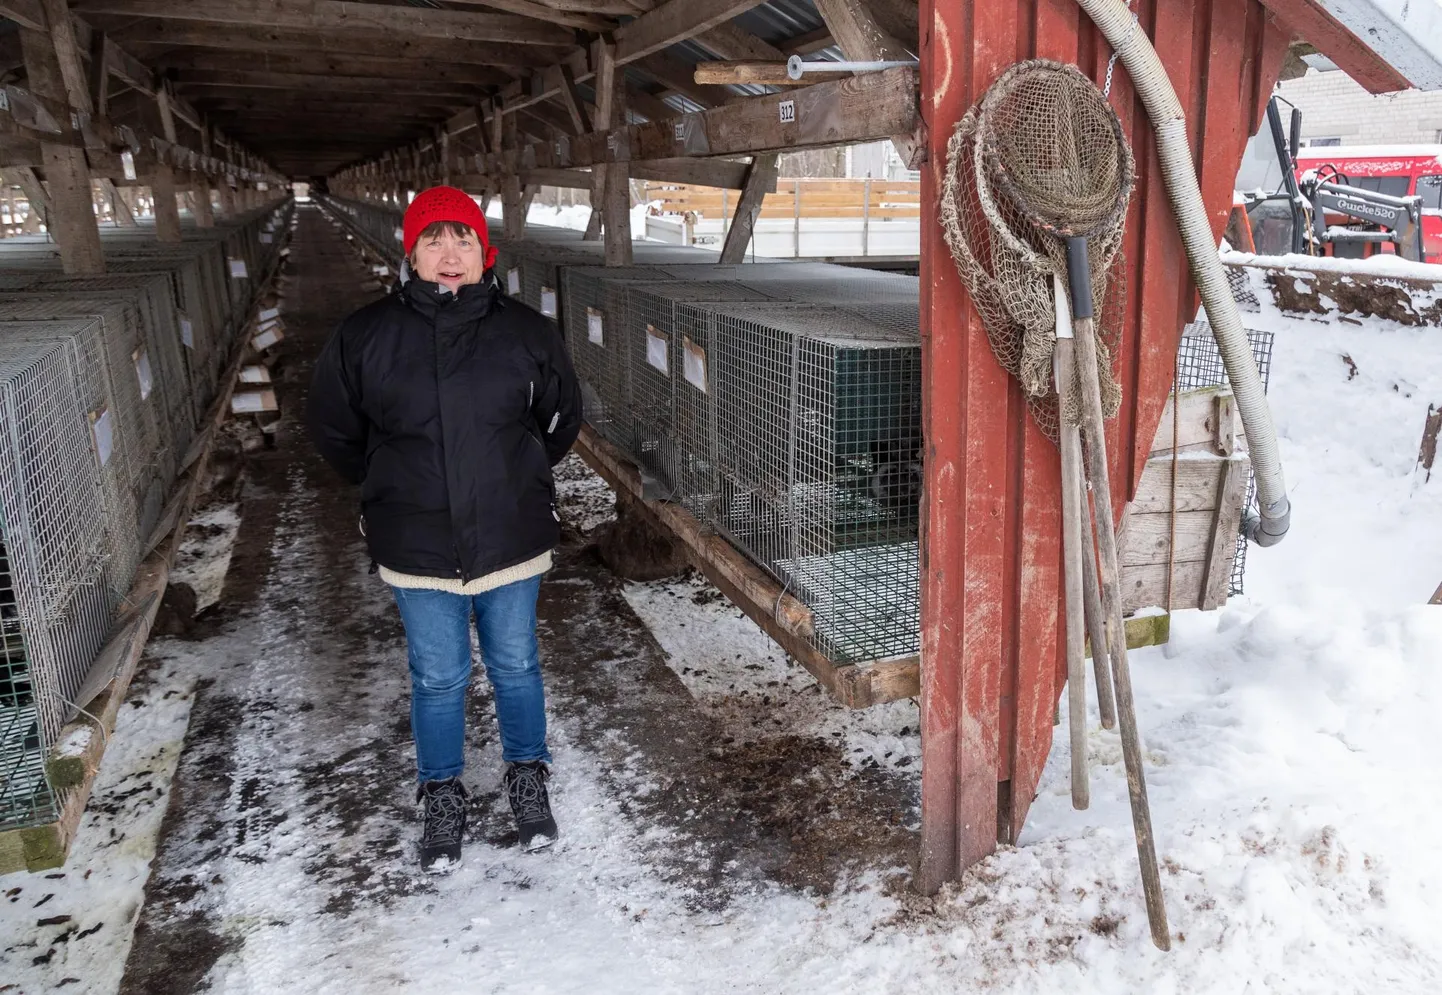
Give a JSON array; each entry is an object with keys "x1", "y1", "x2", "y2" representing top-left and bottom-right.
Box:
[
  {"x1": 602, "y1": 68, "x2": 631, "y2": 266},
  {"x1": 100, "y1": 174, "x2": 134, "y2": 224},
  {"x1": 149, "y1": 162, "x2": 180, "y2": 241},
  {"x1": 20, "y1": 18, "x2": 103, "y2": 273},
  {"x1": 1254, "y1": 0, "x2": 1412, "y2": 93},
  {"x1": 172, "y1": 70, "x2": 486, "y2": 97},
  {"x1": 781, "y1": 26, "x2": 836, "y2": 55},
  {"x1": 624, "y1": 84, "x2": 680, "y2": 124},
  {"x1": 718, "y1": 152, "x2": 776, "y2": 263},
  {"x1": 152, "y1": 50, "x2": 513, "y2": 88},
  {"x1": 86, "y1": 26, "x2": 109, "y2": 115},
  {"x1": 190, "y1": 170, "x2": 214, "y2": 227},
  {"x1": 557, "y1": 64, "x2": 592, "y2": 136},
  {"x1": 613, "y1": 0, "x2": 769, "y2": 65},
  {"x1": 71, "y1": 0, "x2": 576, "y2": 45},
  {"x1": 694, "y1": 19, "x2": 785, "y2": 61},
  {"x1": 812, "y1": 0, "x2": 921, "y2": 165},
  {"x1": 694, "y1": 61, "x2": 847, "y2": 85},
  {"x1": 40, "y1": 0, "x2": 91, "y2": 113},
  {"x1": 0, "y1": 0, "x2": 45, "y2": 30},
  {"x1": 629, "y1": 156, "x2": 757, "y2": 189},
  {"x1": 111, "y1": 21, "x2": 570, "y2": 68}
]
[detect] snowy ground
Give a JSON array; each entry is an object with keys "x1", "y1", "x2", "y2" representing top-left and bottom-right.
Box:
[{"x1": 3, "y1": 212, "x2": 1440, "y2": 994}]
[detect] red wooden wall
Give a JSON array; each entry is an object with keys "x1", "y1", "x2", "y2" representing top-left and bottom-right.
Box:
[{"x1": 917, "y1": 0, "x2": 1291, "y2": 891}]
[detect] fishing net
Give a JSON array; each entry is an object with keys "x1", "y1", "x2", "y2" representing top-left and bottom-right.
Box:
[{"x1": 940, "y1": 59, "x2": 1136, "y2": 440}]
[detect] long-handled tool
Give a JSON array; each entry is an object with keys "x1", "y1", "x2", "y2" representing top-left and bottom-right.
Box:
[
  {"x1": 1065, "y1": 236, "x2": 1170, "y2": 951},
  {"x1": 1081, "y1": 505, "x2": 1118, "y2": 729},
  {"x1": 1054, "y1": 275, "x2": 1089, "y2": 810}
]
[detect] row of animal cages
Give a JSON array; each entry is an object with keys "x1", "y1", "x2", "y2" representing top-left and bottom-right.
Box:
[
  {"x1": 0, "y1": 200, "x2": 295, "y2": 835},
  {"x1": 511, "y1": 245, "x2": 925, "y2": 669},
  {"x1": 320, "y1": 195, "x2": 404, "y2": 264}
]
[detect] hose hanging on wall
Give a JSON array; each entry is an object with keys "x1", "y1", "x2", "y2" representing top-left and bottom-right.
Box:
[{"x1": 1073, "y1": 0, "x2": 1292, "y2": 547}]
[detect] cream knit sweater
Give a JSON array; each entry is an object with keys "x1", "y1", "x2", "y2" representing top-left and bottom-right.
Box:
[{"x1": 379, "y1": 551, "x2": 552, "y2": 595}]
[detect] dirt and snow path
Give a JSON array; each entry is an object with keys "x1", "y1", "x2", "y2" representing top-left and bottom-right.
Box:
[{"x1": 2, "y1": 207, "x2": 1440, "y2": 994}]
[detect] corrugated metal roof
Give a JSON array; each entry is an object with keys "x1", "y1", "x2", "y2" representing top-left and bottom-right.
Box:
[{"x1": 733, "y1": 0, "x2": 828, "y2": 45}]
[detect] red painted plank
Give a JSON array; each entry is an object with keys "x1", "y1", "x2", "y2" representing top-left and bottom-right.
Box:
[
  {"x1": 1257, "y1": 0, "x2": 1411, "y2": 93},
  {"x1": 917, "y1": 0, "x2": 968, "y2": 894},
  {"x1": 919, "y1": 0, "x2": 1292, "y2": 886},
  {"x1": 1006, "y1": 0, "x2": 1077, "y2": 843}
]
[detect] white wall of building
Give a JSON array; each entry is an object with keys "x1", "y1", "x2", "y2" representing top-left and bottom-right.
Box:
[{"x1": 1278, "y1": 67, "x2": 1442, "y2": 146}]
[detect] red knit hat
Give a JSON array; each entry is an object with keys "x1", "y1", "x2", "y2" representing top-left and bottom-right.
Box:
[{"x1": 402, "y1": 186, "x2": 497, "y2": 268}]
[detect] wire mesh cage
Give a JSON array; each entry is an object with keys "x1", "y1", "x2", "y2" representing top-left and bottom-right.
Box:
[
  {"x1": 0, "y1": 298, "x2": 174, "y2": 542},
  {"x1": 623, "y1": 282, "x2": 785, "y2": 496},
  {"x1": 1177, "y1": 322, "x2": 1275, "y2": 596},
  {"x1": 559, "y1": 265, "x2": 678, "y2": 444},
  {"x1": 23, "y1": 274, "x2": 196, "y2": 451},
  {"x1": 0, "y1": 338, "x2": 112, "y2": 832},
  {"x1": 695, "y1": 303, "x2": 923, "y2": 664},
  {"x1": 0, "y1": 318, "x2": 141, "y2": 607}
]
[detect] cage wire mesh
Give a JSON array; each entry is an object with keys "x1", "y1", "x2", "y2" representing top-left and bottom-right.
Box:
[
  {"x1": 0, "y1": 203, "x2": 289, "y2": 834},
  {"x1": 0, "y1": 297, "x2": 179, "y2": 539},
  {"x1": 623, "y1": 282, "x2": 785, "y2": 496},
  {"x1": 1177, "y1": 322, "x2": 1275, "y2": 597},
  {"x1": 691, "y1": 303, "x2": 922, "y2": 664},
  {"x1": 940, "y1": 58, "x2": 1134, "y2": 441},
  {"x1": 0, "y1": 318, "x2": 140, "y2": 607},
  {"x1": 560, "y1": 265, "x2": 678, "y2": 444},
  {"x1": 0, "y1": 338, "x2": 111, "y2": 831}
]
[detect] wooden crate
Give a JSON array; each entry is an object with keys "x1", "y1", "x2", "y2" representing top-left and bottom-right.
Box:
[{"x1": 1117, "y1": 385, "x2": 1249, "y2": 614}]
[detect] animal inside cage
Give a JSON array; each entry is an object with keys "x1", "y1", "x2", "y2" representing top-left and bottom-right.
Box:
[
  {"x1": 1177, "y1": 322, "x2": 1275, "y2": 597},
  {"x1": 696, "y1": 303, "x2": 923, "y2": 664},
  {"x1": 0, "y1": 338, "x2": 113, "y2": 833}
]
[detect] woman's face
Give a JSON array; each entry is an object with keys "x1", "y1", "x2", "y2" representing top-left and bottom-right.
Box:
[{"x1": 411, "y1": 225, "x2": 485, "y2": 294}]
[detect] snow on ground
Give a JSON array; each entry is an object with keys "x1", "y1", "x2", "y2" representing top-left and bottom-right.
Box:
[
  {"x1": 5, "y1": 266, "x2": 1442, "y2": 992},
  {"x1": 0, "y1": 647, "x2": 215, "y2": 991},
  {"x1": 168, "y1": 501, "x2": 242, "y2": 611}
]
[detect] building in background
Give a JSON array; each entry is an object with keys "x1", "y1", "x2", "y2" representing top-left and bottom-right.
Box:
[{"x1": 1278, "y1": 57, "x2": 1442, "y2": 147}]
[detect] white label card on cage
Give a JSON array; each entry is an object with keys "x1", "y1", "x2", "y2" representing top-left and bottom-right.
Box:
[
  {"x1": 779, "y1": 100, "x2": 796, "y2": 124},
  {"x1": 540, "y1": 287, "x2": 557, "y2": 318},
  {"x1": 586, "y1": 307, "x2": 604, "y2": 345},
  {"x1": 134, "y1": 349, "x2": 153, "y2": 401},
  {"x1": 260, "y1": 233, "x2": 273, "y2": 244},
  {"x1": 682, "y1": 337, "x2": 707, "y2": 392},
  {"x1": 179, "y1": 313, "x2": 194, "y2": 349},
  {"x1": 645, "y1": 324, "x2": 669, "y2": 374},
  {"x1": 229, "y1": 258, "x2": 248, "y2": 278},
  {"x1": 252, "y1": 327, "x2": 283, "y2": 351},
  {"x1": 92, "y1": 408, "x2": 114, "y2": 467},
  {"x1": 121, "y1": 150, "x2": 137, "y2": 181},
  {"x1": 259, "y1": 307, "x2": 280, "y2": 322},
  {"x1": 507, "y1": 268, "x2": 521, "y2": 295}
]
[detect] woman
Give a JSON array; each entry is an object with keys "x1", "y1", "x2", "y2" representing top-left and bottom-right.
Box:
[{"x1": 307, "y1": 186, "x2": 581, "y2": 870}]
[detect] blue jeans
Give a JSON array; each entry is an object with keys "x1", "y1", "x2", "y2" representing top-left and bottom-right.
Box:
[{"x1": 390, "y1": 575, "x2": 551, "y2": 783}]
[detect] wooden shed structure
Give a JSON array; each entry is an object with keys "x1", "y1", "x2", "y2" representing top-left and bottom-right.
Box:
[{"x1": 0, "y1": 0, "x2": 1435, "y2": 886}]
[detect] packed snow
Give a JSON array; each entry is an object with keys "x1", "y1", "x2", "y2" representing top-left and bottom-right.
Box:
[{"x1": 4, "y1": 275, "x2": 1442, "y2": 992}]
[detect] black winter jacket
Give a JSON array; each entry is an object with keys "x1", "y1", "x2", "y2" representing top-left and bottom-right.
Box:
[{"x1": 307, "y1": 269, "x2": 582, "y2": 583}]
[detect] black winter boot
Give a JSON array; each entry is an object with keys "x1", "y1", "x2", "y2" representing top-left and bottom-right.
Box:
[
  {"x1": 417, "y1": 777, "x2": 469, "y2": 872},
  {"x1": 503, "y1": 761, "x2": 557, "y2": 851}
]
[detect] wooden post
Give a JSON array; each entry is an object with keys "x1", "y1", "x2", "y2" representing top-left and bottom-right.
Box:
[
  {"x1": 192, "y1": 172, "x2": 215, "y2": 228},
  {"x1": 151, "y1": 165, "x2": 181, "y2": 242},
  {"x1": 19, "y1": 20, "x2": 104, "y2": 274},
  {"x1": 218, "y1": 177, "x2": 236, "y2": 217},
  {"x1": 102, "y1": 177, "x2": 135, "y2": 226},
  {"x1": 719, "y1": 153, "x2": 777, "y2": 264},
  {"x1": 602, "y1": 67, "x2": 632, "y2": 266}
]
